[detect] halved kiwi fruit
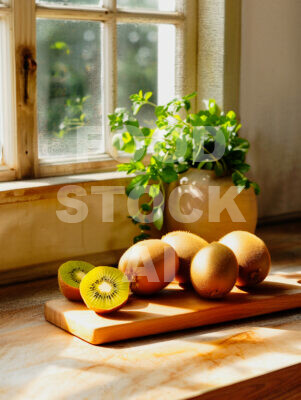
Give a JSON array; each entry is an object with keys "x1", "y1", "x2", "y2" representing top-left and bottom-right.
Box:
[
  {"x1": 58, "y1": 260, "x2": 95, "y2": 301},
  {"x1": 80, "y1": 266, "x2": 130, "y2": 314}
]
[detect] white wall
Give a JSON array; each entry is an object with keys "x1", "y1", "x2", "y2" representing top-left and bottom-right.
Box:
[
  {"x1": 0, "y1": 177, "x2": 151, "y2": 284},
  {"x1": 240, "y1": 0, "x2": 301, "y2": 217}
]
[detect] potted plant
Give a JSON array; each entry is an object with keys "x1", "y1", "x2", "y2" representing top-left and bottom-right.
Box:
[{"x1": 109, "y1": 91, "x2": 259, "y2": 243}]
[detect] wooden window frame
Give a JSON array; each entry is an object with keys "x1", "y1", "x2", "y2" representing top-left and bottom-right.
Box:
[{"x1": 0, "y1": 0, "x2": 198, "y2": 181}]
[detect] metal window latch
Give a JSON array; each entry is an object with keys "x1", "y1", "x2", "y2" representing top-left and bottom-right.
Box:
[{"x1": 23, "y1": 51, "x2": 37, "y2": 104}]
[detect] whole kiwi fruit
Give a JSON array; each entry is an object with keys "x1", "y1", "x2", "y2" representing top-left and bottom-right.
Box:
[
  {"x1": 219, "y1": 230, "x2": 271, "y2": 287},
  {"x1": 118, "y1": 239, "x2": 179, "y2": 295},
  {"x1": 161, "y1": 231, "x2": 208, "y2": 285},
  {"x1": 191, "y1": 242, "x2": 238, "y2": 299}
]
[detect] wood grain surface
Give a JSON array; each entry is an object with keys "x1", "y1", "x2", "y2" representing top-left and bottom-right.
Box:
[
  {"x1": 45, "y1": 274, "x2": 301, "y2": 345},
  {"x1": 1, "y1": 222, "x2": 301, "y2": 400},
  {"x1": 189, "y1": 363, "x2": 301, "y2": 400}
]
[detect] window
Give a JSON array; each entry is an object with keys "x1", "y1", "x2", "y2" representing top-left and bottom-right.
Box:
[
  {"x1": 0, "y1": 1, "x2": 16, "y2": 181},
  {"x1": 0, "y1": 0, "x2": 197, "y2": 181}
]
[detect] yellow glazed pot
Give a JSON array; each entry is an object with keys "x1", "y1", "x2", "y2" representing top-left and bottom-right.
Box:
[{"x1": 165, "y1": 168, "x2": 257, "y2": 242}]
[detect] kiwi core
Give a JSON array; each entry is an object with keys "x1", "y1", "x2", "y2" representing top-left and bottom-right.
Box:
[
  {"x1": 75, "y1": 270, "x2": 86, "y2": 282},
  {"x1": 98, "y1": 281, "x2": 113, "y2": 293},
  {"x1": 80, "y1": 266, "x2": 130, "y2": 313},
  {"x1": 90, "y1": 277, "x2": 118, "y2": 300}
]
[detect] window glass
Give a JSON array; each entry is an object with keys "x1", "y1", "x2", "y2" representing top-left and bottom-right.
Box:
[
  {"x1": 36, "y1": 0, "x2": 102, "y2": 6},
  {"x1": 0, "y1": 41, "x2": 3, "y2": 163},
  {"x1": 117, "y1": 23, "x2": 175, "y2": 127},
  {"x1": 117, "y1": 0, "x2": 175, "y2": 12},
  {"x1": 0, "y1": 103, "x2": 3, "y2": 165},
  {"x1": 36, "y1": 19, "x2": 104, "y2": 160},
  {"x1": 0, "y1": 18, "x2": 10, "y2": 165}
]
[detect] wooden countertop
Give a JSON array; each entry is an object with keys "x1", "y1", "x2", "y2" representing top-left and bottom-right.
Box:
[{"x1": 0, "y1": 221, "x2": 300, "y2": 400}]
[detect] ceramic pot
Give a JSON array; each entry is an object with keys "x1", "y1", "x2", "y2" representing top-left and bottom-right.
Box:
[{"x1": 165, "y1": 168, "x2": 257, "y2": 242}]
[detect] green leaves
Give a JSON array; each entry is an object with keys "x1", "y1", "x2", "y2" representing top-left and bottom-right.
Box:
[
  {"x1": 108, "y1": 108, "x2": 130, "y2": 131},
  {"x1": 232, "y1": 170, "x2": 248, "y2": 192},
  {"x1": 232, "y1": 169, "x2": 260, "y2": 194},
  {"x1": 141, "y1": 203, "x2": 152, "y2": 212},
  {"x1": 133, "y1": 146, "x2": 147, "y2": 162},
  {"x1": 108, "y1": 90, "x2": 260, "y2": 243},
  {"x1": 153, "y1": 207, "x2": 164, "y2": 230},
  {"x1": 149, "y1": 184, "x2": 160, "y2": 199},
  {"x1": 231, "y1": 137, "x2": 250, "y2": 152},
  {"x1": 126, "y1": 174, "x2": 149, "y2": 198},
  {"x1": 175, "y1": 137, "x2": 188, "y2": 159},
  {"x1": 214, "y1": 162, "x2": 224, "y2": 177},
  {"x1": 117, "y1": 161, "x2": 145, "y2": 174},
  {"x1": 127, "y1": 185, "x2": 145, "y2": 200},
  {"x1": 134, "y1": 233, "x2": 151, "y2": 243},
  {"x1": 139, "y1": 224, "x2": 151, "y2": 231},
  {"x1": 183, "y1": 92, "x2": 197, "y2": 100},
  {"x1": 208, "y1": 99, "x2": 221, "y2": 116},
  {"x1": 251, "y1": 182, "x2": 260, "y2": 195},
  {"x1": 130, "y1": 91, "x2": 153, "y2": 115},
  {"x1": 121, "y1": 132, "x2": 135, "y2": 153},
  {"x1": 54, "y1": 96, "x2": 88, "y2": 138},
  {"x1": 176, "y1": 163, "x2": 189, "y2": 173},
  {"x1": 234, "y1": 162, "x2": 250, "y2": 174},
  {"x1": 159, "y1": 166, "x2": 178, "y2": 184},
  {"x1": 227, "y1": 110, "x2": 236, "y2": 120},
  {"x1": 50, "y1": 41, "x2": 70, "y2": 54},
  {"x1": 126, "y1": 124, "x2": 142, "y2": 138}
]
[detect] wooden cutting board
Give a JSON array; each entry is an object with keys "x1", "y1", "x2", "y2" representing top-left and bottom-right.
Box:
[{"x1": 45, "y1": 273, "x2": 301, "y2": 345}]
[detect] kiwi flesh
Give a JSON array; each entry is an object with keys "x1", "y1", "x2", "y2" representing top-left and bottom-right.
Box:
[
  {"x1": 161, "y1": 231, "x2": 208, "y2": 285},
  {"x1": 219, "y1": 230, "x2": 271, "y2": 287},
  {"x1": 118, "y1": 239, "x2": 179, "y2": 295},
  {"x1": 80, "y1": 266, "x2": 130, "y2": 314},
  {"x1": 58, "y1": 260, "x2": 95, "y2": 301},
  {"x1": 191, "y1": 242, "x2": 238, "y2": 299}
]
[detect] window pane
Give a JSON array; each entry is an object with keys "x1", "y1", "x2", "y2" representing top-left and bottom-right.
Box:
[
  {"x1": 37, "y1": 19, "x2": 104, "y2": 160},
  {"x1": 0, "y1": 99, "x2": 2, "y2": 165},
  {"x1": 117, "y1": 23, "x2": 175, "y2": 126},
  {"x1": 0, "y1": 17, "x2": 15, "y2": 167},
  {"x1": 0, "y1": 22, "x2": 3, "y2": 163},
  {"x1": 117, "y1": 0, "x2": 175, "y2": 11},
  {"x1": 36, "y1": 0, "x2": 103, "y2": 6}
]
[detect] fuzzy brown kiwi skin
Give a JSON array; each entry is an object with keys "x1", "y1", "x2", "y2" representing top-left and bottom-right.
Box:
[
  {"x1": 119, "y1": 239, "x2": 179, "y2": 296},
  {"x1": 219, "y1": 231, "x2": 271, "y2": 287},
  {"x1": 236, "y1": 258, "x2": 270, "y2": 288},
  {"x1": 58, "y1": 273, "x2": 82, "y2": 301},
  {"x1": 161, "y1": 231, "x2": 208, "y2": 285},
  {"x1": 190, "y1": 242, "x2": 238, "y2": 299}
]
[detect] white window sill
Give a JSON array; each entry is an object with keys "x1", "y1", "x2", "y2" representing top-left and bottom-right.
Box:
[{"x1": 0, "y1": 170, "x2": 130, "y2": 204}]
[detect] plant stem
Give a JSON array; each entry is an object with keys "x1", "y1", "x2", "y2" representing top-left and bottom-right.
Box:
[{"x1": 146, "y1": 101, "x2": 157, "y2": 108}]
